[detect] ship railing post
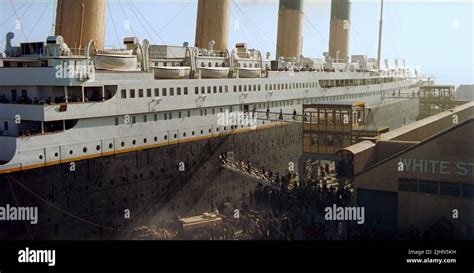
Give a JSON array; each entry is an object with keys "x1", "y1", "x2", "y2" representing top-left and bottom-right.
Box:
[
  {"x1": 101, "y1": 86, "x2": 105, "y2": 101},
  {"x1": 81, "y1": 86, "x2": 85, "y2": 102},
  {"x1": 64, "y1": 86, "x2": 68, "y2": 103}
]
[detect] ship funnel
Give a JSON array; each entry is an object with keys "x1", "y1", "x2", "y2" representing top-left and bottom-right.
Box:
[
  {"x1": 195, "y1": 0, "x2": 230, "y2": 50},
  {"x1": 328, "y1": 0, "x2": 351, "y2": 63},
  {"x1": 276, "y1": 0, "x2": 304, "y2": 62},
  {"x1": 54, "y1": 0, "x2": 107, "y2": 52}
]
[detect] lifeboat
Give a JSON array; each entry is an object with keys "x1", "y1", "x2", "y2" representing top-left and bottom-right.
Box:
[
  {"x1": 94, "y1": 50, "x2": 138, "y2": 71},
  {"x1": 236, "y1": 67, "x2": 261, "y2": 78},
  {"x1": 198, "y1": 67, "x2": 230, "y2": 78},
  {"x1": 153, "y1": 66, "x2": 191, "y2": 79}
]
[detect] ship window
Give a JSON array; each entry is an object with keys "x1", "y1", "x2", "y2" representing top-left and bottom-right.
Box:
[
  {"x1": 249, "y1": 63, "x2": 252, "y2": 68},
  {"x1": 174, "y1": 133, "x2": 177, "y2": 139},
  {"x1": 109, "y1": 143, "x2": 113, "y2": 149},
  {"x1": 69, "y1": 150, "x2": 73, "y2": 155},
  {"x1": 154, "y1": 136, "x2": 158, "y2": 142},
  {"x1": 419, "y1": 180, "x2": 439, "y2": 194},
  {"x1": 201, "y1": 62, "x2": 205, "y2": 67},
  {"x1": 115, "y1": 118, "x2": 119, "y2": 126},
  {"x1": 170, "y1": 88, "x2": 174, "y2": 96},
  {"x1": 239, "y1": 85, "x2": 242, "y2": 92},
  {"x1": 233, "y1": 86, "x2": 237, "y2": 92},
  {"x1": 192, "y1": 131, "x2": 195, "y2": 136},
  {"x1": 178, "y1": 112, "x2": 182, "y2": 119},
  {"x1": 209, "y1": 128, "x2": 211, "y2": 133},
  {"x1": 195, "y1": 87, "x2": 199, "y2": 94},
  {"x1": 121, "y1": 141, "x2": 125, "y2": 147},
  {"x1": 213, "y1": 86, "x2": 217, "y2": 93},
  {"x1": 169, "y1": 112, "x2": 172, "y2": 119},
  {"x1": 244, "y1": 85, "x2": 247, "y2": 92},
  {"x1": 154, "y1": 114, "x2": 158, "y2": 121},
  {"x1": 132, "y1": 116, "x2": 136, "y2": 124},
  {"x1": 207, "y1": 86, "x2": 211, "y2": 93},
  {"x1": 215, "y1": 62, "x2": 219, "y2": 67},
  {"x1": 154, "y1": 88, "x2": 159, "y2": 96},
  {"x1": 11, "y1": 89, "x2": 17, "y2": 102},
  {"x1": 177, "y1": 87, "x2": 181, "y2": 96},
  {"x1": 187, "y1": 111, "x2": 190, "y2": 117},
  {"x1": 440, "y1": 182, "x2": 460, "y2": 197},
  {"x1": 130, "y1": 89, "x2": 135, "y2": 98},
  {"x1": 222, "y1": 62, "x2": 225, "y2": 67},
  {"x1": 164, "y1": 113, "x2": 167, "y2": 120},
  {"x1": 4, "y1": 121, "x2": 8, "y2": 131},
  {"x1": 162, "y1": 88, "x2": 167, "y2": 96},
  {"x1": 253, "y1": 85, "x2": 257, "y2": 91},
  {"x1": 139, "y1": 89, "x2": 144, "y2": 97},
  {"x1": 219, "y1": 86, "x2": 223, "y2": 93},
  {"x1": 208, "y1": 62, "x2": 212, "y2": 67},
  {"x1": 204, "y1": 109, "x2": 207, "y2": 115},
  {"x1": 180, "y1": 62, "x2": 184, "y2": 67},
  {"x1": 462, "y1": 184, "x2": 474, "y2": 198},
  {"x1": 147, "y1": 89, "x2": 152, "y2": 97},
  {"x1": 200, "y1": 129, "x2": 204, "y2": 134},
  {"x1": 225, "y1": 86, "x2": 228, "y2": 93},
  {"x1": 201, "y1": 86, "x2": 205, "y2": 94},
  {"x1": 244, "y1": 63, "x2": 247, "y2": 68},
  {"x1": 163, "y1": 62, "x2": 168, "y2": 67},
  {"x1": 121, "y1": 89, "x2": 127, "y2": 98},
  {"x1": 132, "y1": 140, "x2": 136, "y2": 145},
  {"x1": 200, "y1": 109, "x2": 203, "y2": 116},
  {"x1": 143, "y1": 115, "x2": 147, "y2": 123},
  {"x1": 212, "y1": 108, "x2": 215, "y2": 115},
  {"x1": 143, "y1": 138, "x2": 147, "y2": 144},
  {"x1": 273, "y1": 84, "x2": 276, "y2": 90},
  {"x1": 184, "y1": 87, "x2": 188, "y2": 95}
]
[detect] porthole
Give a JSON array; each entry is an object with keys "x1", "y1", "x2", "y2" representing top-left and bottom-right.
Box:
[
  {"x1": 208, "y1": 128, "x2": 211, "y2": 133},
  {"x1": 201, "y1": 129, "x2": 204, "y2": 134},
  {"x1": 69, "y1": 150, "x2": 73, "y2": 155},
  {"x1": 83, "y1": 147, "x2": 88, "y2": 153},
  {"x1": 109, "y1": 143, "x2": 113, "y2": 149},
  {"x1": 54, "y1": 152, "x2": 59, "y2": 157},
  {"x1": 174, "y1": 134, "x2": 177, "y2": 139},
  {"x1": 192, "y1": 131, "x2": 195, "y2": 136},
  {"x1": 164, "y1": 135, "x2": 168, "y2": 140},
  {"x1": 154, "y1": 136, "x2": 158, "y2": 142},
  {"x1": 96, "y1": 145, "x2": 101, "y2": 151},
  {"x1": 183, "y1": 132, "x2": 186, "y2": 137},
  {"x1": 121, "y1": 141, "x2": 125, "y2": 147},
  {"x1": 143, "y1": 138, "x2": 147, "y2": 144},
  {"x1": 39, "y1": 155, "x2": 43, "y2": 160},
  {"x1": 132, "y1": 140, "x2": 136, "y2": 145}
]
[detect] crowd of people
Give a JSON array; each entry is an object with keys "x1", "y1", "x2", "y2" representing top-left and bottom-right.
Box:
[{"x1": 0, "y1": 94, "x2": 107, "y2": 105}]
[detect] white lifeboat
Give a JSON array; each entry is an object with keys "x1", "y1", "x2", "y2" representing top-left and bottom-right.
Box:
[
  {"x1": 236, "y1": 67, "x2": 261, "y2": 78},
  {"x1": 94, "y1": 49, "x2": 138, "y2": 71},
  {"x1": 153, "y1": 66, "x2": 191, "y2": 79},
  {"x1": 198, "y1": 67, "x2": 230, "y2": 78}
]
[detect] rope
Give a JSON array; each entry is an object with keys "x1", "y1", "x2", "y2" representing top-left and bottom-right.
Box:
[
  {"x1": 9, "y1": 0, "x2": 29, "y2": 41},
  {"x1": 107, "y1": 2, "x2": 123, "y2": 49},
  {"x1": 27, "y1": 1, "x2": 51, "y2": 39},
  {"x1": 8, "y1": 179, "x2": 34, "y2": 240},
  {"x1": 6, "y1": 175, "x2": 134, "y2": 234}
]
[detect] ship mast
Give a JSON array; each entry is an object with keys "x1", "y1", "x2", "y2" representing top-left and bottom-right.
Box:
[{"x1": 376, "y1": 0, "x2": 384, "y2": 70}]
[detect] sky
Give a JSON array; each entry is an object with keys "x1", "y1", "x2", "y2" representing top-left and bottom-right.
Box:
[{"x1": 0, "y1": 0, "x2": 473, "y2": 85}]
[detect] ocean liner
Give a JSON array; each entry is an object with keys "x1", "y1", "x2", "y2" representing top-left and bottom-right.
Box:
[{"x1": 0, "y1": 0, "x2": 420, "y2": 239}]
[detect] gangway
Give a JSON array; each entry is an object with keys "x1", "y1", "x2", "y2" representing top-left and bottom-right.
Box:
[
  {"x1": 252, "y1": 110, "x2": 304, "y2": 123},
  {"x1": 219, "y1": 158, "x2": 282, "y2": 192}
]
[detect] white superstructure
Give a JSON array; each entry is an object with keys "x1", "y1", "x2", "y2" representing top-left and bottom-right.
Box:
[{"x1": 0, "y1": 33, "x2": 419, "y2": 174}]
